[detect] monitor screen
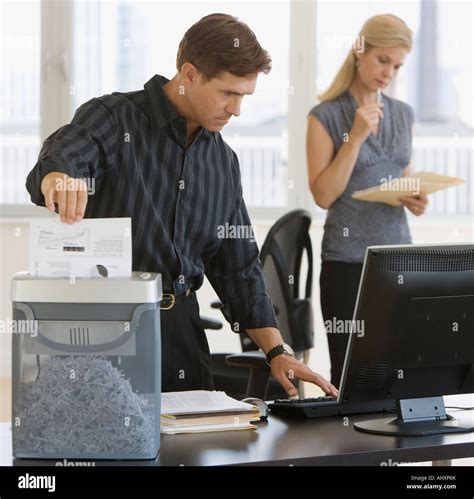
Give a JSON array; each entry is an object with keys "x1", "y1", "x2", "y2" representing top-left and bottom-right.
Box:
[{"x1": 339, "y1": 243, "x2": 474, "y2": 436}]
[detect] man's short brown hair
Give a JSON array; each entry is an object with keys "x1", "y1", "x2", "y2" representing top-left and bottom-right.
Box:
[{"x1": 176, "y1": 13, "x2": 272, "y2": 80}]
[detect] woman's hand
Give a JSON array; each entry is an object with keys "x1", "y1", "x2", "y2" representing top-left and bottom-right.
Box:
[
  {"x1": 350, "y1": 103, "x2": 384, "y2": 144},
  {"x1": 398, "y1": 192, "x2": 429, "y2": 216}
]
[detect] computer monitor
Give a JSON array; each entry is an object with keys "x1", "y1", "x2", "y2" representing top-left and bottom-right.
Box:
[{"x1": 338, "y1": 243, "x2": 474, "y2": 436}]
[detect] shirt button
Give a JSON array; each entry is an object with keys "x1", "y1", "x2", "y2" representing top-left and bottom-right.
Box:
[{"x1": 180, "y1": 199, "x2": 184, "y2": 204}]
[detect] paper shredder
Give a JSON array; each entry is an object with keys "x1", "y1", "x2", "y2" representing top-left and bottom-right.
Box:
[{"x1": 11, "y1": 271, "x2": 162, "y2": 460}]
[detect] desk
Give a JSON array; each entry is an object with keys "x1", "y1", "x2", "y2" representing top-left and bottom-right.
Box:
[{"x1": 1, "y1": 395, "x2": 473, "y2": 466}]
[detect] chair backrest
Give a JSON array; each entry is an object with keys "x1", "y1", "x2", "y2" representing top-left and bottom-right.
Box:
[{"x1": 239, "y1": 210, "x2": 315, "y2": 358}]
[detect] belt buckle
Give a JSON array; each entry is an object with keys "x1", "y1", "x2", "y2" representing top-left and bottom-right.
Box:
[{"x1": 160, "y1": 293, "x2": 176, "y2": 310}]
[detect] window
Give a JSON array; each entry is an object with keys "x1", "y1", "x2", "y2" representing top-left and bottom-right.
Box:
[{"x1": 0, "y1": 1, "x2": 41, "y2": 207}]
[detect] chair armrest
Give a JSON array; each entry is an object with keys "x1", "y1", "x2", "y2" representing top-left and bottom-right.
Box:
[
  {"x1": 225, "y1": 351, "x2": 268, "y2": 370},
  {"x1": 198, "y1": 315, "x2": 223, "y2": 330},
  {"x1": 225, "y1": 351, "x2": 270, "y2": 399}
]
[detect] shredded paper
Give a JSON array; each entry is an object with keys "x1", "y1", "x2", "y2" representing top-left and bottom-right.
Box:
[{"x1": 14, "y1": 355, "x2": 156, "y2": 457}]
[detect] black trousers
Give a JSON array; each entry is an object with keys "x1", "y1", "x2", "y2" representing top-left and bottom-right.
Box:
[
  {"x1": 160, "y1": 293, "x2": 215, "y2": 392},
  {"x1": 320, "y1": 261, "x2": 363, "y2": 389}
]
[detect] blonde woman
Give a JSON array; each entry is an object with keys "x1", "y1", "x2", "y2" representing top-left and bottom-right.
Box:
[{"x1": 307, "y1": 14, "x2": 428, "y2": 387}]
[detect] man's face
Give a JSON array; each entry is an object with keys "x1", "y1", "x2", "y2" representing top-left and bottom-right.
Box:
[{"x1": 184, "y1": 69, "x2": 257, "y2": 132}]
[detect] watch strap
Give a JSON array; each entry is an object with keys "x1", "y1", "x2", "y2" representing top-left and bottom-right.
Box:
[{"x1": 266, "y1": 344, "x2": 286, "y2": 366}]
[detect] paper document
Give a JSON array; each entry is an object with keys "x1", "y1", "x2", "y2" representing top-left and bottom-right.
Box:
[
  {"x1": 161, "y1": 390, "x2": 257, "y2": 416},
  {"x1": 351, "y1": 171, "x2": 465, "y2": 206},
  {"x1": 161, "y1": 411, "x2": 260, "y2": 424},
  {"x1": 161, "y1": 422, "x2": 257, "y2": 435},
  {"x1": 160, "y1": 391, "x2": 260, "y2": 434},
  {"x1": 29, "y1": 218, "x2": 132, "y2": 278}
]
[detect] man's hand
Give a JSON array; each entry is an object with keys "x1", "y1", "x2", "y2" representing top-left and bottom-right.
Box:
[
  {"x1": 270, "y1": 354, "x2": 339, "y2": 398},
  {"x1": 398, "y1": 192, "x2": 429, "y2": 216},
  {"x1": 245, "y1": 326, "x2": 338, "y2": 397},
  {"x1": 40, "y1": 172, "x2": 89, "y2": 224}
]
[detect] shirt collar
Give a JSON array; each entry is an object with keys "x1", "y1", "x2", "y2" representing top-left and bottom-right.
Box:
[{"x1": 144, "y1": 74, "x2": 218, "y2": 143}]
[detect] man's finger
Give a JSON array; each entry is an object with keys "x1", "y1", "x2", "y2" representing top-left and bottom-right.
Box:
[
  {"x1": 272, "y1": 369, "x2": 298, "y2": 397},
  {"x1": 66, "y1": 190, "x2": 77, "y2": 224},
  {"x1": 271, "y1": 357, "x2": 339, "y2": 398},
  {"x1": 291, "y1": 365, "x2": 338, "y2": 397},
  {"x1": 75, "y1": 189, "x2": 88, "y2": 221},
  {"x1": 302, "y1": 368, "x2": 339, "y2": 396},
  {"x1": 44, "y1": 187, "x2": 56, "y2": 213},
  {"x1": 57, "y1": 189, "x2": 67, "y2": 222}
]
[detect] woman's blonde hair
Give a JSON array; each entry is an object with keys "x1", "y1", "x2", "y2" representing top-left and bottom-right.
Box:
[{"x1": 318, "y1": 14, "x2": 413, "y2": 102}]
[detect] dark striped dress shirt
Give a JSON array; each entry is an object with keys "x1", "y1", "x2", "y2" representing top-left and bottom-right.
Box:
[{"x1": 26, "y1": 74, "x2": 278, "y2": 331}]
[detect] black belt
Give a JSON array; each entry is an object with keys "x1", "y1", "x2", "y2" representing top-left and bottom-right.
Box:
[{"x1": 160, "y1": 289, "x2": 195, "y2": 310}]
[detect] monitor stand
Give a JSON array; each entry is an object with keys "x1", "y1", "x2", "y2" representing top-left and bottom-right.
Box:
[{"x1": 354, "y1": 396, "x2": 474, "y2": 436}]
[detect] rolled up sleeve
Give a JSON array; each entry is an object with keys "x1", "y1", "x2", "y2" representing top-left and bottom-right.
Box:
[
  {"x1": 205, "y1": 182, "x2": 278, "y2": 332},
  {"x1": 26, "y1": 97, "x2": 118, "y2": 206}
]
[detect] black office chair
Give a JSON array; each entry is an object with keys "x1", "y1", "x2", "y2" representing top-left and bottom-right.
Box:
[{"x1": 208, "y1": 209, "x2": 315, "y2": 400}]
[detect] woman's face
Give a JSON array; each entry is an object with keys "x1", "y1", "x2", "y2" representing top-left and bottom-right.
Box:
[{"x1": 355, "y1": 46, "x2": 408, "y2": 91}]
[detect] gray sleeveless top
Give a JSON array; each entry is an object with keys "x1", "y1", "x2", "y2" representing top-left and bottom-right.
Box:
[{"x1": 309, "y1": 90, "x2": 414, "y2": 263}]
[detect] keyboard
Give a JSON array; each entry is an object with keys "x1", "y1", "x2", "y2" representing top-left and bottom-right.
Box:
[{"x1": 268, "y1": 396, "x2": 396, "y2": 418}]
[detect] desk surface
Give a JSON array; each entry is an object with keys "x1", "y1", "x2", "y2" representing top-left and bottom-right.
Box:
[{"x1": 2, "y1": 395, "x2": 473, "y2": 466}]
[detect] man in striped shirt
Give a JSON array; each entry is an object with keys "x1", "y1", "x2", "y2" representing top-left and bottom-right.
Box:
[{"x1": 26, "y1": 14, "x2": 337, "y2": 397}]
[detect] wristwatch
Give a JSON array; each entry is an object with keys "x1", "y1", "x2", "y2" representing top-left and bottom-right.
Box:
[{"x1": 266, "y1": 343, "x2": 294, "y2": 366}]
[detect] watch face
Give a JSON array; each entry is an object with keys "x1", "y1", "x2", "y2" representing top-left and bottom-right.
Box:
[
  {"x1": 266, "y1": 343, "x2": 295, "y2": 366},
  {"x1": 283, "y1": 343, "x2": 294, "y2": 356}
]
